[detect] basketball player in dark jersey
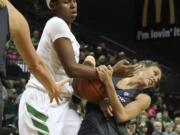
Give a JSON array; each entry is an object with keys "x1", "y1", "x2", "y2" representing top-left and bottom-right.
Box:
[{"x1": 78, "y1": 56, "x2": 161, "y2": 135}]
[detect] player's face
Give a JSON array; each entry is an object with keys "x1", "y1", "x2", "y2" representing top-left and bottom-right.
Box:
[
  {"x1": 138, "y1": 66, "x2": 161, "y2": 88},
  {"x1": 55, "y1": 0, "x2": 77, "y2": 24}
]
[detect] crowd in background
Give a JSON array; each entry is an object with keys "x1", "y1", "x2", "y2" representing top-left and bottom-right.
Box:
[{"x1": 1, "y1": 29, "x2": 180, "y2": 135}]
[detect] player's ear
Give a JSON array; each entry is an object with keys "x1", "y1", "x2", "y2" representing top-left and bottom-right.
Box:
[{"x1": 49, "y1": 1, "x2": 56, "y2": 10}]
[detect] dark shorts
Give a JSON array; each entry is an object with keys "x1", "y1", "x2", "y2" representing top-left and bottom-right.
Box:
[
  {"x1": 78, "y1": 103, "x2": 126, "y2": 135},
  {"x1": 0, "y1": 78, "x2": 3, "y2": 127}
]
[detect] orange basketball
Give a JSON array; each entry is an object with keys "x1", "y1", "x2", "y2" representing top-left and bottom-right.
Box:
[{"x1": 73, "y1": 78, "x2": 106, "y2": 103}]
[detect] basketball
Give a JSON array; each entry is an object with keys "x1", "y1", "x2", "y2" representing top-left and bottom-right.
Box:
[{"x1": 73, "y1": 78, "x2": 106, "y2": 103}]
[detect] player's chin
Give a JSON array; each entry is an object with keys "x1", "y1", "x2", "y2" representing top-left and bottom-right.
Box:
[
  {"x1": 138, "y1": 79, "x2": 149, "y2": 89},
  {"x1": 147, "y1": 81, "x2": 155, "y2": 88},
  {"x1": 70, "y1": 16, "x2": 77, "y2": 22}
]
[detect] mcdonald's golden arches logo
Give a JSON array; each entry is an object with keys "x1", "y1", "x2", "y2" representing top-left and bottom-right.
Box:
[{"x1": 142, "y1": 0, "x2": 176, "y2": 27}]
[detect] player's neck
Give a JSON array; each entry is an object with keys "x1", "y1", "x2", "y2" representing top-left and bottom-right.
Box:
[{"x1": 116, "y1": 78, "x2": 139, "y2": 90}]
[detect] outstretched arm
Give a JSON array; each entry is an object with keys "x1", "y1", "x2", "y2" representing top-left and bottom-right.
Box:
[
  {"x1": 7, "y1": 1, "x2": 65, "y2": 103},
  {"x1": 112, "y1": 59, "x2": 141, "y2": 77},
  {"x1": 54, "y1": 38, "x2": 140, "y2": 79},
  {"x1": 97, "y1": 66, "x2": 151, "y2": 123}
]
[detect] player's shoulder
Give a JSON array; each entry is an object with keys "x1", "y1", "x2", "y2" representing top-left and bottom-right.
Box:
[{"x1": 46, "y1": 17, "x2": 67, "y2": 27}]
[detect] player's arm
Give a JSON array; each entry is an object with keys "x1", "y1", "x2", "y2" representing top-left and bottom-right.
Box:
[
  {"x1": 97, "y1": 65, "x2": 151, "y2": 123},
  {"x1": 53, "y1": 38, "x2": 98, "y2": 79},
  {"x1": 106, "y1": 80, "x2": 151, "y2": 123},
  {"x1": 7, "y1": 1, "x2": 64, "y2": 103},
  {"x1": 54, "y1": 39, "x2": 142, "y2": 79}
]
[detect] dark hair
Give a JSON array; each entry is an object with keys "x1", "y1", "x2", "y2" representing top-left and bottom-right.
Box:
[
  {"x1": 49, "y1": 0, "x2": 58, "y2": 10},
  {"x1": 32, "y1": 0, "x2": 54, "y2": 31},
  {"x1": 34, "y1": 0, "x2": 48, "y2": 11}
]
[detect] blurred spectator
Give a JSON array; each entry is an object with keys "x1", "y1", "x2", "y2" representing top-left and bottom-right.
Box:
[
  {"x1": 163, "y1": 122, "x2": 176, "y2": 135},
  {"x1": 96, "y1": 55, "x2": 107, "y2": 66},
  {"x1": 152, "y1": 121, "x2": 163, "y2": 135},
  {"x1": 174, "y1": 117, "x2": 180, "y2": 126},
  {"x1": 117, "y1": 51, "x2": 126, "y2": 61},
  {"x1": 137, "y1": 122, "x2": 148, "y2": 135},
  {"x1": 6, "y1": 50, "x2": 18, "y2": 63},
  {"x1": 126, "y1": 119, "x2": 137, "y2": 135},
  {"x1": 89, "y1": 51, "x2": 95, "y2": 57},
  {"x1": 16, "y1": 78, "x2": 26, "y2": 95},
  {"x1": 174, "y1": 124, "x2": 180, "y2": 135},
  {"x1": 147, "y1": 104, "x2": 158, "y2": 117},
  {"x1": 162, "y1": 110, "x2": 173, "y2": 128},
  {"x1": 156, "y1": 96, "x2": 166, "y2": 111},
  {"x1": 107, "y1": 53, "x2": 117, "y2": 65},
  {"x1": 13, "y1": 79, "x2": 27, "y2": 128},
  {"x1": 5, "y1": 39, "x2": 19, "y2": 64},
  {"x1": 132, "y1": 59, "x2": 138, "y2": 64},
  {"x1": 138, "y1": 112, "x2": 154, "y2": 135},
  {"x1": 3, "y1": 87, "x2": 17, "y2": 127},
  {"x1": 6, "y1": 61, "x2": 23, "y2": 80},
  {"x1": 5, "y1": 80, "x2": 16, "y2": 91},
  {"x1": 31, "y1": 30, "x2": 40, "y2": 49},
  {"x1": 5, "y1": 39, "x2": 18, "y2": 53},
  {"x1": 156, "y1": 112, "x2": 163, "y2": 122},
  {"x1": 94, "y1": 43, "x2": 107, "y2": 60},
  {"x1": 1, "y1": 83, "x2": 8, "y2": 101},
  {"x1": 95, "y1": 45, "x2": 103, "y2": 59},
  {"x1": 139, "y1": 112, "x2": 148, "y2": 124}
]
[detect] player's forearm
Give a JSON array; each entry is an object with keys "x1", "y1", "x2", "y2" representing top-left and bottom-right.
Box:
[
  {"x1": 28, "y1": 60, "x2": 56, "y2": 92},
  {"x1": 104, "y1": 81, "x2": 128, "y2": 123},
  {"x1": 64, "y1": 63, "x2": 98, "y2": 79},
  {"x1": 14, "y1": 33, "x2": 56, "y2": 94}
]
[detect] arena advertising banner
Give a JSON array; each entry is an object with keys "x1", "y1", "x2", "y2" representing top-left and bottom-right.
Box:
[{"x1": 135, "y1": 0, "x2": 180, "y2": 41}]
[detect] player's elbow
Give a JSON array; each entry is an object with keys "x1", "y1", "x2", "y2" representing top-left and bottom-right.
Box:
[
  {"x1": 115, "y1": 112, "x2": 130, "y2": 123},
  {"x1": 116, "y1": 116, "x2": 129, "y2": 123},
  {"x1": 65, "y1": 70, "x2": 77, "y2": 77}
]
